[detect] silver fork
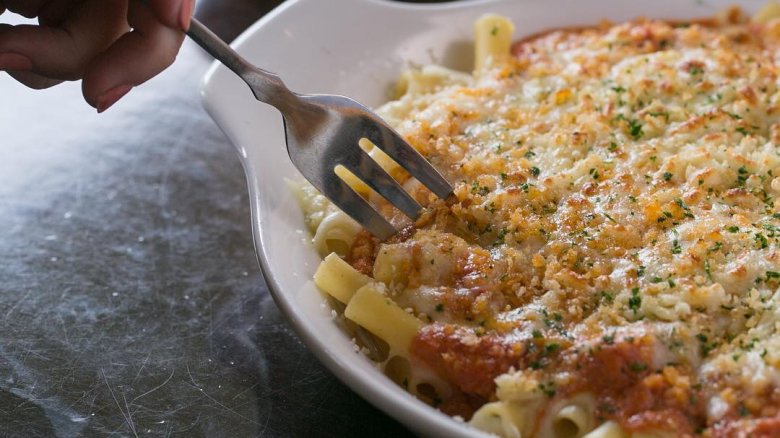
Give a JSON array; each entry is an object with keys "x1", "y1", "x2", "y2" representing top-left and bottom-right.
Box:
[{"x1": 187, "y1": 19, "x2": 453, "y2": 240}]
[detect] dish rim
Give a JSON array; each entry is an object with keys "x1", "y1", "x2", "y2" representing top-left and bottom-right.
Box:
[{"x1": 200, "y1": 1, "x2": 507, "y2": 435}]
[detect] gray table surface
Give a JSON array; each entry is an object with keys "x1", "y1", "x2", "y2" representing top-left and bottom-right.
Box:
[{"x1": 0, "y1": 1, "x2": 417, "y2": 436}]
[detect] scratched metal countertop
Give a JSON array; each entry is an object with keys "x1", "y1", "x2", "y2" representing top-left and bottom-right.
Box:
[{"x1": 0, "y1": 1, "x2": 417, "y2": 436}]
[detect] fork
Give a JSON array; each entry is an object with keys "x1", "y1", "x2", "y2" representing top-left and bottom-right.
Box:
[{"x1": 186, "y1": 18, "x2": 453, "y2": 240}]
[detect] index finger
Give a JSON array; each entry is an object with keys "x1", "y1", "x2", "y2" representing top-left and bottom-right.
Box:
[{"x1": 146, "y1": 0, "x2": 193, "y2": 31}]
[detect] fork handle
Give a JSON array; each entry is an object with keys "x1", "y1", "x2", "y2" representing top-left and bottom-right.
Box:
[{"x1": 187, "y1": 18, "x2": 294, "y2": 108}]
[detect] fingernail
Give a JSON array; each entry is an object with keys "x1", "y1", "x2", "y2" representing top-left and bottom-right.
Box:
[
  {"x1": 0, "y1": 53, "x2": 32, "y2": 71},
  {"x1": 96, "y1": 84, "x2": 133, "y2": 113},
  {"x1": 179, "y1": 0, "x2": 194, "y2": 31}
]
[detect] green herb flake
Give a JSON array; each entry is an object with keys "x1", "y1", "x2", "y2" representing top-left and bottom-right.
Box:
[
  {"x1": 538, "y1": 382, "x2": 556, "y2": 398},
  {"x1": 755, "y1": 232, "x2": 768, "y2": 249},
  {"x1": 494, "y1": 228, "x2": 508, "y2": 246},
  {"x1": 737, "y1": 166, "x2": 749, "y2": 185},
  {"x1": 628, "y1": 119, "x2": 644, "y2": 140},
  {"x1": 628, "y1": 288, "x2": 642, "y2": 314},
  {"x1": 726, "y1": 111, "x2": 742, "y2": 120}
]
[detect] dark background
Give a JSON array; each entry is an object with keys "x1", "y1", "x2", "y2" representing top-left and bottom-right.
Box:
[{"x1": 0, "y1": 0, "x2": 450, "y2": 436}]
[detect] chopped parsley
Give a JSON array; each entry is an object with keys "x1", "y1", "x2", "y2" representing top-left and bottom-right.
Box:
[
  {"x1": 628, "y1": 287, "x2": 642, "y2": 314},
  {"x1": 494, "y1": 228, "x2": 508, "y2": 246},
  {"x1": 696, "y1": 333, "x2": 718, "y2": 356},
  {"x1": 688, "y1": 65, "x2": 704, "y2": 75},
  {"x1": 675, "y1": 198, "x2": 695, "y2": 219},
  {"x1": 538, "y1": 382, "x2": 556, "y2": 397},
  {"x1": 470, "y1": 181, "x2": 489, "y2": 195},
  {"x1": 737, "y1": 166, "x2": 749, "y2": 185},
  {"x1": 725, "y1": 111, "x2": 742, "y2": 120},
  {"x1": 755, "y1": 232, "x2": 768, "y2": 249},
  {"x1": 531, "y1": 166, "x2": 541, "y2": 177},
  {"x1": 628, "y1": 119, "x2": 644, "y2": 140},
  {"x1": 663, "y1": 172, "x2": 673, "y2": 181}
]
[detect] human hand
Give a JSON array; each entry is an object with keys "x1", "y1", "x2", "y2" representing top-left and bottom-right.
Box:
[{"x1": 0, "y1": 0, "x2": 193, "y2": 112}]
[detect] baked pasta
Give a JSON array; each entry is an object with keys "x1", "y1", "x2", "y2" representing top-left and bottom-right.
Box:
[{"x1": 294, "y1": 3, "x2": 780, "y2": 437}]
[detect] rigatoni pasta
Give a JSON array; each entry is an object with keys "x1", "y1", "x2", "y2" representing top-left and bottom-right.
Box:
[{"x1": 297, "y1": 5, "x2": 780, "y2": 438}]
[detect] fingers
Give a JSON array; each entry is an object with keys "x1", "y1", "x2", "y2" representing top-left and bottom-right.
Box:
[
  {"x1": 146, "y1": 0, "x2": 193, "y2": 31},
  {"x1": 7, "y1": 70, "x2": 62, "y2": 89},
  {"x1": 0, "y1": 2, "x2": 128, "y2": 81},
  {"x1": 38, "y1": 0, "x2": 78, "y2": 26},
  {"x1": 0, "y1": 0, "x2": 191, "y2": 111},
  {"x1": 0, "y1": 24, "x2": 82, "y2": 80},
  {"x1": 82, "y1": 0, "x2": 185, "y2": 111},
  {"x1": 1, "y1": 0, "x2": 47, "y2": 18}
]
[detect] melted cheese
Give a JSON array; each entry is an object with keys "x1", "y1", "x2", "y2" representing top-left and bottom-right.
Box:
[{"x1": 366, "y1": 12, "x2": 780, "y2": 434}]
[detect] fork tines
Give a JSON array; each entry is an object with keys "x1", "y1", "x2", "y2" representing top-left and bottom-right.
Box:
[{"x1": 328, "y1": 123, "x2": 452, "y2": 240}]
